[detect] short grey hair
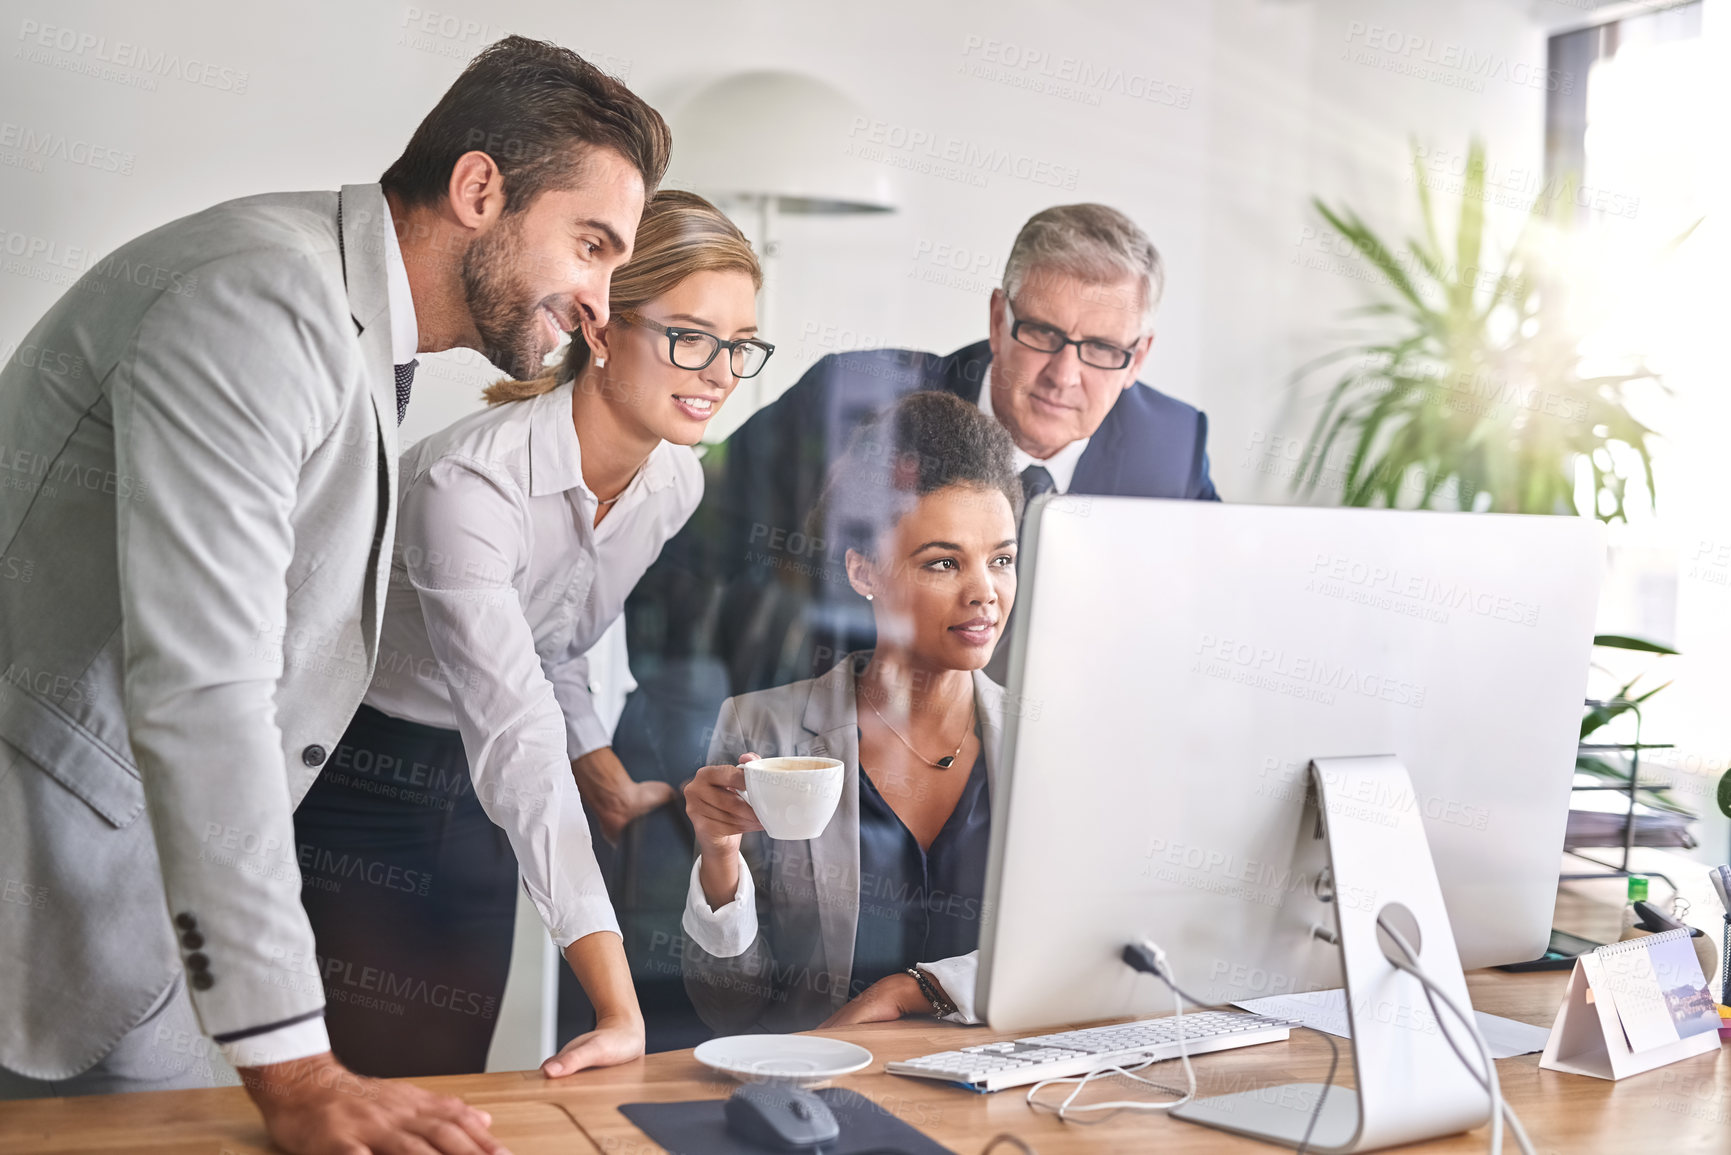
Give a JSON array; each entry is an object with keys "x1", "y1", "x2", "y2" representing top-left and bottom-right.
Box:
[{"x1": 1001, "y1": 204, "x2": 1164, "y2": 335}]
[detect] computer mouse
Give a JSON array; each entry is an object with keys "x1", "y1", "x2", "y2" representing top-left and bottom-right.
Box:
[{"x1": 723, "y1": 1081, "x2": 841, "y2": 1151}]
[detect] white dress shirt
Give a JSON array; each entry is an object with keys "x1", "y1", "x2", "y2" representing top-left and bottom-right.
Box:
[
  {"x1": 364, "y1": 381, "x2": 702, "y2": 948},
  {"x1": 381, "y1": 206, "x2": 419, "y2": 366},
  {"x1": 977, "y1": 364, "x2": 1091, "y2": 494}
]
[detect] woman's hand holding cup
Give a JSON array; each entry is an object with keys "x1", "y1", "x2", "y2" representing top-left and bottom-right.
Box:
[
  {"x1": 685, "y1": 754, "x2": 763, "y2": 911},
  {"x1": 685, "y1": 753, "x2": 847, "y2": 911},
  {"x1": 685, "y1": 753, "x2": 765, "y2": 859}
]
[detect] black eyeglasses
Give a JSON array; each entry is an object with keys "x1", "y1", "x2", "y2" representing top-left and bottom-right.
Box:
[
  {"x1": 1006, "y1": 301, "x2": 1137, "y2": 370},
  {"x1": 622, "y1": 313, "x2": 776, "y2": 379}
]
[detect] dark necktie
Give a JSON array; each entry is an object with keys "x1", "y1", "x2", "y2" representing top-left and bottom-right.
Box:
[
  {"x1": 989, "y1": 464, "x2": 1059, "y2": 683},
  {"x1": 1020, "y1": 464, "x2": 1057, "y2": 512},
  {"x1": 394, "y1": 359, "x2": 417, "y2": 425}
]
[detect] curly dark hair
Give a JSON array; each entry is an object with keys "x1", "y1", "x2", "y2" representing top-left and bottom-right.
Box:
[
  {"x1": 810, "y1": 390, "x2": 1023, "y2": 557},
  {"x1": 381, "y1": 36, "x2": 671, "y2": 214}
]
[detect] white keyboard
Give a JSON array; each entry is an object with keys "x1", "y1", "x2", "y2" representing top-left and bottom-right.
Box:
[{"x1": 886, "y1": 1010, "x2": 1292, "y2": 1093}]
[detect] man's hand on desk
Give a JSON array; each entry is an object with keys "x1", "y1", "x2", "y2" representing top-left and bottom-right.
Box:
[
  {"x1": 240, "y1": 1051, "x2": 508, "y2": 1155},
  {"x1": 818, "y1": 972, "x2": 936, "y2": 1029},
  {"x1": 571, "y1": 746, "x2": 675, "y2": 844}
]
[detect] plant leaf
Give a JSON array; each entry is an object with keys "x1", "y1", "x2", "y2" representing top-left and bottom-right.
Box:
[{"x1": 1593, "y1": 634, "x2": 1680, "y2": 655}]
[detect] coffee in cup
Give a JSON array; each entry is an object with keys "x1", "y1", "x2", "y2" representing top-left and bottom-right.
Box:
[{"x1": 740, "y1": 756, "x2": 845, "y2": 840}]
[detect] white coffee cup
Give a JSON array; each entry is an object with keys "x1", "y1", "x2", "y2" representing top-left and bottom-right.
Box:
[{"x1": 740, "y1": 756, "x2": 846, "y2": 840}]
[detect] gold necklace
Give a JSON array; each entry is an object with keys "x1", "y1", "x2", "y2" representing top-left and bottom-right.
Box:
[{"x1": 860, "y1": 686, "x2": 975, "y2": 769}]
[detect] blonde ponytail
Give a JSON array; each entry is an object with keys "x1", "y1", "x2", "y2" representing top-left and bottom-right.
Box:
[{"x1": 481, "y1": 364, "x2": 566, "y2": 405}]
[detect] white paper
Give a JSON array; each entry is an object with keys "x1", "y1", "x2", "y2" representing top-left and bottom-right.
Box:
[
  {"x1": 1233, "y1": 988, "x2": 1552, "y2": 1060},
  {"x1": 1472, "y1": 1007, "x2": 1555, "y2": 1058}
]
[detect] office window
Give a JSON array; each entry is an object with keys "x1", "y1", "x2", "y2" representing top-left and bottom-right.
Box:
[{"x1": 1547, "y1": 2, "x2": 1727, "y2": 862}]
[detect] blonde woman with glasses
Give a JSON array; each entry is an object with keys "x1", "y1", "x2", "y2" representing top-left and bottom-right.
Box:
[{"x1": 294, "y1": 190, "x2": 771, "y2": 1078}]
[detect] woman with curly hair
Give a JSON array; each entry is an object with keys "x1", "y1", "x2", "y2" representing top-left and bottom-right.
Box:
[{"x1": 681, "y1": 389, "x2": 1022, "y2": 1033}]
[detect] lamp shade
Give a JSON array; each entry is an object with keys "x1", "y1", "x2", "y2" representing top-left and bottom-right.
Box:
[{"x1": 667, "y1": 71, "x2": 897, "y2": 214}]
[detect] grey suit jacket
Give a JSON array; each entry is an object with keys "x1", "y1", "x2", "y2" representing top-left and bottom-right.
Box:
[
  {"x1": 682, "y1": 653, "x2": 1004, "y2": 1034},
  {"x1": 0, "y1": 185, "x2": 400, "y2": 1076}
]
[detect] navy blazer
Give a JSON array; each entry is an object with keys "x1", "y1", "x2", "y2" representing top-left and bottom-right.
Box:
[{"x1": 880, "y1": 339, "x2": 1217, "y2": 500}]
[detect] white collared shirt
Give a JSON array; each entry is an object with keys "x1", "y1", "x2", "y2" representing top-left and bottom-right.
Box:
[
  {"x1": 976, "y1": 364, "x2": 1091, "y2": 494},
  {"x1": 363, "y1": 381, "x2": 703, "y2": 947},
  {"x1": 381, "y1": 201, "x2": 419, "y2": 365}
]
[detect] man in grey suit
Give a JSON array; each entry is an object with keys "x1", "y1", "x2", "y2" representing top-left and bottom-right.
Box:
[{"x1": 0, "y1": 36, "x2": 668, "y2": 1154}]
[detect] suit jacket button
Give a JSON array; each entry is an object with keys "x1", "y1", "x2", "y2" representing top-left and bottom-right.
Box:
[
  {"x1": 181, "y1": 931, "x2": 205, "y2": 950},
  {"x1": 175, "y1": 913, "x2": 198, "y2": 931},
  {"x1": 302, "y1": 745, "x2": 327, "y2": 767},
  {"x1": 190, "y1": 972, "x2": 215, "y2": 991},
  {"x1": 185, "y1": 952, "x2": 210, "y2": 972}
]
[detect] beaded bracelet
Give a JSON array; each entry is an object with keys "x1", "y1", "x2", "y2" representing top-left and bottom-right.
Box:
[{"x1": 905, "y1": 966, "x2": 958, "y2": 1018}]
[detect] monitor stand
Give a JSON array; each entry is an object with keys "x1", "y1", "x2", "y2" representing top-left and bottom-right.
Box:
[{"x1": 1170, "y1": 756, "x2": 1490, "y2": 1153}]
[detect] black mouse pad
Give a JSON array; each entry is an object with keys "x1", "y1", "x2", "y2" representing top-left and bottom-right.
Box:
[{"x1": 619, "y1": 1087, "x2": 958, "y2": 1155}]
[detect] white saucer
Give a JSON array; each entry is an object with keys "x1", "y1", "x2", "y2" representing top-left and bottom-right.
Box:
[{"x1": 693, "y1": 1034, "x2": 874, "y2": 1085}]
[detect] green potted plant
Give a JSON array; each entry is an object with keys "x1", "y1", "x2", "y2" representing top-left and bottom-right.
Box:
[{"x1": 1289, "y1": 139, "x2": 1673, "y2": 521}]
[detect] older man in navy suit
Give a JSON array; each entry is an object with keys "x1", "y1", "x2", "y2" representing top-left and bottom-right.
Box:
[
  {"x1": 585, "y1": 204, "x2": 1217, "y2": 1049},
  {"x1": 812, "y1": 205, "x2": 1216, "y2": 511}
]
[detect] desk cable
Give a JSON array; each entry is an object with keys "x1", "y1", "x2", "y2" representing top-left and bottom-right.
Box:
[
  {"x1": 1375, "y1": 914, "x2": 1534, "y2": 1155},
  {"x1": 1024, "y1": 939, "x2": 1340, "y2": 1155},
  {"x1": 1022, "y1": 939, "x2": 1197, "y2": 1123}
]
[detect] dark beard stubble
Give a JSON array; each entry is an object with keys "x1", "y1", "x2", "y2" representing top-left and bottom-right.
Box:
[{"x1": 460, "y1": 215, "x2": 559, "y2": 381}]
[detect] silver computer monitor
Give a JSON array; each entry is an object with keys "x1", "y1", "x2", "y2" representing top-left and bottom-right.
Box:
[{"x1": 976, "y1": 496, "x2": 1604, "y2": 1033}]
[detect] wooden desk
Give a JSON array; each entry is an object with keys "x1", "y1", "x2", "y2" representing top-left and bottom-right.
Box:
[{"x1": 3, "y1": 968, "x2": 1725, "y2": 1154}]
